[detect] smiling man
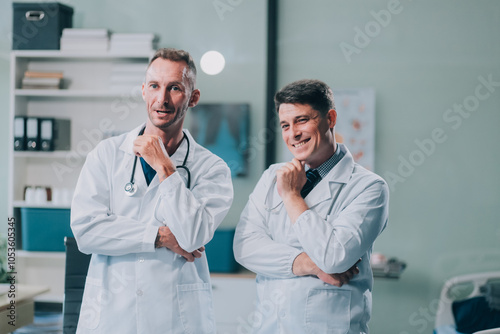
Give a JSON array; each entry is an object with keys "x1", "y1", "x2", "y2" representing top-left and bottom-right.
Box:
[
  {"x1": 233, "y1": 79, "x2": 389, "y2": 333},
  {"x1": 71, "y1": 48, "x2": 233, "y2": 333}
]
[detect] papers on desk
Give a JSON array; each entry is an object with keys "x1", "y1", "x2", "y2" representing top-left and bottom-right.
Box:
[{"x1": 371, "y1": 253, "x2": 407, "y2": 279}]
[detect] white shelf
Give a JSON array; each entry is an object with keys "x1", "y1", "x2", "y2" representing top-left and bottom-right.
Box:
[
  {"x1": 13, "y1": 201, "x2": 71, "y2": 209},
  {"x1": 15, "y1": 89, "x2": 137, "y2": 98},
  {"x1": 34, "y1": 293, "x2": 64, "y2": 304},
  {"x1": 12, "y1": 49, "x2": 153, "y2": 59},
  {"x1": 17, "y1": 250, "x2": 66, "y2": 259},
  {"x1": 14, "y1": 150, "x2": 73, "y2": 159}
]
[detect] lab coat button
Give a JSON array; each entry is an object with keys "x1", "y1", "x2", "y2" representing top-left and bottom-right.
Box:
[
  {"x1": 136, "y1": 289, "x2": 143, "y2": 296},
  {"x1": 279, "y1": 310, "x2": 286, "y2": 318}
]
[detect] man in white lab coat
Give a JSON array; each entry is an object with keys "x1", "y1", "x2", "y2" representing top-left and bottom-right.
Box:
[
  {"x1": 233, "y1": 79, "x2": 389, "y2": 333},
  {"x1": 71, "y1": 48, "x2": 233, "y2": 333}
]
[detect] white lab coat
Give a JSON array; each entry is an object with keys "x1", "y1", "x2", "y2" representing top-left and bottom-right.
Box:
[
  {"x1": 233, "y1": 144, "x2": 389, "y2": 334},
  {"x1": 71, "y1": 125, "x2": 233, "y2": 334}
]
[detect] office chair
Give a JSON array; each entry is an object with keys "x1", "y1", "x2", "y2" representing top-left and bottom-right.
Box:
[{"x1": 63, "y1": 237, "x2": 91, "y2": 334}]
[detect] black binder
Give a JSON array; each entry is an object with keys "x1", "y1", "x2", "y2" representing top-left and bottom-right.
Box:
[
  {"x1": 40, "y1": 118, "x2": 55, "y2": 151},
  {"x1": 39, "y1": 118, "x2": 71, "y2": 151},
  {"x1": 26, "y1": 117, "x2": 40, "y2": 151},
  {"x1": 14, "y1": 116, "x2": 27, "y2": 151}
]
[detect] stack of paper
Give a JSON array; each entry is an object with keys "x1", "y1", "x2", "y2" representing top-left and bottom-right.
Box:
[
  {"x1": 109, "y1": 33, "x2": 158, "y2": 53},
  {"x1": 60, "y1": 28, "x2": 109, "y2": 52},
  {"x1": 109, "y1": 63, "x2": 147, "y2": 92},
  {"x1": 22, "y1": 71, "x2": 63, "y2": 89}
]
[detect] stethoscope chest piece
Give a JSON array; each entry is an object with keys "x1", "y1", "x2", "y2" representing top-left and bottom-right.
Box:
[
  {"x1": 124, "y1": 182, "x2": 137, "y2": 196},
  {"x1": 123, "y1": 127, "x2": 191, "y2": 196}
]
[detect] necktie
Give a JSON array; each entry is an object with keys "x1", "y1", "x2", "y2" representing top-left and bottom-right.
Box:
[{"x1": 300, "y1": 169, "x2": 321, "y2": 198}]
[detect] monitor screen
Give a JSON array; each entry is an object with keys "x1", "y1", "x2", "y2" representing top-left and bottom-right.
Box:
[{"x1": 189, "y1": 103, "x2": 250, "y2": 177}]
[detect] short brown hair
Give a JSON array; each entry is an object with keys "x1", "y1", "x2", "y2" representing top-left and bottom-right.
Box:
[
  {"x1": 148, "y1": 48, "x2": 197, "y2": 89},
  {"x1": 274, "y1": 79, "x2": 335, "y2": 117}
]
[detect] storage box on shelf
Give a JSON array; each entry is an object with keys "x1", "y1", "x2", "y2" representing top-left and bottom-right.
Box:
[
  {"x1": 8, "y1": 50, "x2": 152, "y2": 302},
  {"x1": 12, "y1": 2, "x2": 73, "y2": 50},
  {"x1": 206, "y1": 229, "x2": 240, "y2": 273},
  {"x1": 21, "y1": 207, "x2": 73, "y2": 252}
]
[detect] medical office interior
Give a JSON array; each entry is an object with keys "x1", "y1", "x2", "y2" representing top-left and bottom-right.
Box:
[{"x1": 0, "y1": 0, "x2": 499, "y2": 333}]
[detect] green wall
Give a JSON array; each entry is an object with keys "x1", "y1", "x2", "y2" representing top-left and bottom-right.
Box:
[
  {"x1": 276, "y1": 1, "x2": 500, "y2": 332},
  {"x1": 1, "y1": 1, "x2": 499, "y2": 333}
]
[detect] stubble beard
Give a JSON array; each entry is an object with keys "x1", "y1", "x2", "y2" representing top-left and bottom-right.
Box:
[{"x1": 149, "y1": 105, "x2": 188, "y2": 131}]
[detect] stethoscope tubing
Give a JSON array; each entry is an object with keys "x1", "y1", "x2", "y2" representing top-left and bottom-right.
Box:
[{"x1": 125, "y1": 128, "x2": 191, "y2": 196}]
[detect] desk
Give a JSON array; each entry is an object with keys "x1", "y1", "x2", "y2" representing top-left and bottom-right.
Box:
[{"x1": 0, "y1": 284, "x2": 49, "y2": 334}]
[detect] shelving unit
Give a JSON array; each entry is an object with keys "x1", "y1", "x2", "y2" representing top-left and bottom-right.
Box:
[
  {"x1": 15, "y1": 89, "x2": 130, "y2": 98},
  {"x1": 12, "y1": 201, "x2": 70, "y2": 209},
  {"x1": 14, "y1": 151, "x2": 72, "y2": 158},
  {"x1": 8, "y1": 50, "x2": 152, "y2": 302}
]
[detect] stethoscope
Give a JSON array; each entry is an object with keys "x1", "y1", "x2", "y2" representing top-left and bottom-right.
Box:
[{"x1": 124, "y1": 127, "x2": 191, "y2": 196}]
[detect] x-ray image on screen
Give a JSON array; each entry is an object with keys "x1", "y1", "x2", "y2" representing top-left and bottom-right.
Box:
[{"x1": 189, "y1": 103, "x2": 250, "y2": 177}]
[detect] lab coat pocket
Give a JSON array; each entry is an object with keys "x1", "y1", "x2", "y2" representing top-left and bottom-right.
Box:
[
  {"x1": 177, "y1": 282, "x2": 216, "y2": 334},
  {"x1": 305, "y1": 288, "x2": 351, "y2": 334},
  {"x1": 78, "y1": 278, "x2": 102, "y2": 330}
]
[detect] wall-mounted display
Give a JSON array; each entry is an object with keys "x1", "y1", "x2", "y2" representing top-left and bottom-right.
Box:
[{"x1": 189, "y1": 103, "x2": 250, "y2": 177}]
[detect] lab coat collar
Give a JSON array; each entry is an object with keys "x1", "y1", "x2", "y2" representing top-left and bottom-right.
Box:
[
  {"x1": 321, "y1": 143, "x2": 354, "y2": 185},
  {"x1": 118, "y1": 124, "x2": 196, "y2": 189},
  {"x1": 119, "y1": 123, "x2": 145, "y2": 155},
  {"x1": 268, "y1": 143, "x2": 355, "y2": 210},
  {"x1": 303, "y1": 143, "x2": 354, "y2": 206},
  {"x1": 147, "y1": 129, "x2": 194, "y2": 189},
  {"x1": 118, "y1": 124, "x2": 195, "y2": 164},
  {"x1": 170, "y1": 128, "x2": 196, "y2": 167}
]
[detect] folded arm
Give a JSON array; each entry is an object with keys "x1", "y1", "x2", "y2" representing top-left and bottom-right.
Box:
[
  {"x1": 234, "y1": 168, "x2": 303, "y2": 279},
  {"x1": 135, "y1": 134, "x2": 233, "y2": 254},
  {"x1": 292, "y1": 252, "x2": 360, "y2": 287},
  {"x1": 71, "y1": 144, "x2": 159, "y2": 256},
  {"x1": 155, "y1": 226, "x2": 205, "y2": 262},
  {"x1": 293, "y1": 180, "x2": 389, "y2": 273},
  {"x1": 154, "y1": 161, "x2": 233, "y2": 253},
  {"x1": 234, "y1": 166, "x2": 360, "y2": 283}
]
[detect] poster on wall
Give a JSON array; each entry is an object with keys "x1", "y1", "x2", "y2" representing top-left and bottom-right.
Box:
[
  {"x1": 281, "y1": 88, "x2": 375, "y2": 171},
  {"x1": 333, "y1": 88, "x2": 375, "y2": 171}
]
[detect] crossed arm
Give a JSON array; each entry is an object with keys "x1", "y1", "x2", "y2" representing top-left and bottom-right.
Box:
[
  {"x1": 293, "y1": 252, "x2": 360, "y2": 286},
  {"x1": 279, "y1": 159, "x2": 359, "y2": 286},
  {"x1": 155, "y1": 226, "x2": 205, "y2": 262},
  {"x1": 72, "y1": 132, "x2": 232, "y2": 258},
  {"x1": 135, "y1": 133, "x2": 230, "y2": 261},
  {"x1": 234, "y1": 163, "x2": 364, "y2": 287}
]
